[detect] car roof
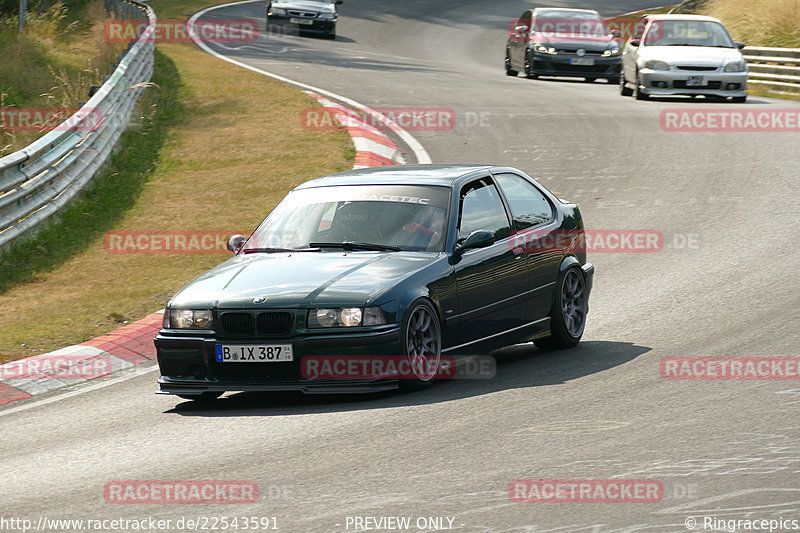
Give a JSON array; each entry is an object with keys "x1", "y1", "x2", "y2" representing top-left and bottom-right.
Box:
[
  {"x1": 642, "y1": 14, "x2": 724, "y2": 24},
  {"x1": 295, "y1": 164, "x2": 500, "y2": 189},
  {"x1": 532, "y1": 7, "x2": 599, "y2": 14}
]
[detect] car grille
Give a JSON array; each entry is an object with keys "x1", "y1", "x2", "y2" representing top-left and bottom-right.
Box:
[
  {"x1": 555, "y1": 48, "x2": 604, "y2": 55},
  {"x1": 219, "y1": 311, "x2": 294, "y2": 336},
  {"x1": 287, "y1": 10, "x2": 316, "y2": 18},
  {"x1": 672, "y1": 80, "x2": 723, "y2": 89},
  {"x1": 677, "y1": 66, "x2": 718, "y2": 71},
  {"x1": 257, "y1": 312, "x2": 294, "y2": 335},
  {"x1": 220, "y1": 312, "x2": 254, "y2": 335}
]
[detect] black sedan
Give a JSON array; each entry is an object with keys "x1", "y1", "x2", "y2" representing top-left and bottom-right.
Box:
[
  {"x1": 506, "y1": 7, "x2": 621, "y2": 82},
  {"x1": 155, "y1": 165, "x2": 594, "y2": 401}
]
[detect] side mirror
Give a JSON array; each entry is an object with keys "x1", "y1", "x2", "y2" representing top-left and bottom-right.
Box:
[
  {"x1": 735, "y1": 41, "x2": 745, "y2": 49},
  {"x1": 455, "y1": 230, "x2": 495, "y2": 255},
  {"x1": 629, "y1": 39, "x2": 641, "y2": 47},
  {"x1": 611, "y1": 29, "x2": 621, "y2": 38},
  {"x1": 515, "y1": 24, "x2": 528, "y2": 35},
  {"x1": 227, "y1": 234, "x2": 246, "y2": 254},
  {"x1": 335, "y1": 0, "x2": 343, "y2": 4}
]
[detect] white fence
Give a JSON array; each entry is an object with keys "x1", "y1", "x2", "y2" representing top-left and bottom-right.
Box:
[
  {"x1": 0, "y1": 0, "x2": 156, "y2": 250},
  {"x1": 743, "y1": 47, "x2": 800, "y2": 93}
]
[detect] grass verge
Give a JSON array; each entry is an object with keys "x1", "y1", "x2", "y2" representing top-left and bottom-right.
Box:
[{"x1": 0, "y1": 1, "x2": 353, "y2": 357}]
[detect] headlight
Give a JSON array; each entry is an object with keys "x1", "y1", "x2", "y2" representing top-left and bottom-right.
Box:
[
  {"x1": 644, "y1": 60, "x2": 670, "y2": 71},
  {"x1": 603, "y1": 47, "x2": 620, "y2": 57},
  {"x1": 317, "y1": 12, "x2": 336, "y2": 19},
  {"x1": 724, "y1": 60, "x2": 747, "y2": 72},
  {"x1": 534, "y1": 44, "x2": 557, "y2": 55},
  {"x1": 167, "y1": 309, "x2": 213, "y2": 329},
  {"x1": 308, "y1": 307, "x2": 386, "y2": 328},
  {"x1": 269, "y1": 8, "x2": 287, "y2": 15}
]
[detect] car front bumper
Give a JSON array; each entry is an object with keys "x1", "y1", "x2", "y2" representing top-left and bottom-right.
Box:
[
  {"x1": 640, "y1": 68, "x2": 748, "y2": 97},
  {"x1": 266, "y1": 14, "x2": 336, "y2": 35},
  {"x1": 533, "y1": 53, "x2": 620, "y2": 78},
  {"x1": 155, "y1": 325, "x2": 403, "y2": 395}
]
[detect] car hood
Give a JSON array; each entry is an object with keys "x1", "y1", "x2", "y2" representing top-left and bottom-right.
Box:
[
  {"x1": 638, "y1": 46, "x2": 744, "y2": 67},
  {"x1": 170, "y1": 251, "x2": 441, "y2": 309},
  {"x1": 271, "y1": 0, "x2": 335, "y2": 13},
  {"x1": 534, "y1": 34, "x2": 616, "y2": 50}
]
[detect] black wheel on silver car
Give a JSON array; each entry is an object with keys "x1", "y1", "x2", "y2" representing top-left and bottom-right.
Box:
[
  {"x1": 634, "y1": 69, "x2": 649, "y2": 100},
  {"x1": 505, "y1": 50, "x2": 518, "y2": 76},
  {"x1": 534, "y1": 267, "x2": 587, "y2": 350},
  {"x1": 524, "y1": 52, "x2": 539, "y2": 79},
  {"x1": 398, "y1": 300, "x2": 442, "y2": 391},
  {"x1": 620, "y1": 71, "x2": 633, "y2": 96},
  {"x1": 177, "y1": 392, "x2": 223, "y2": 402}
]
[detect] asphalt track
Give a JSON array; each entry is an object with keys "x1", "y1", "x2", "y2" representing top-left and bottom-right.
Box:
[{"x1": 2, "y1": 1, "x2": 800, "y2": 531}]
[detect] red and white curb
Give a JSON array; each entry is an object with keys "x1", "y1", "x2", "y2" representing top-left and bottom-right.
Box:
[
  {"x1": 305, "y1": 91, "x2": 406, "y2": 168},
  {"x1": 0, "y1": 94, "x2": 406, "y2": 407},
  {"x1": 0, "y1": 312, "x2": 162, "y2": 406}
]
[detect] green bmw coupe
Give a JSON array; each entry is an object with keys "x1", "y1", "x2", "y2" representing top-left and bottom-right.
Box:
[{"x1": 155, "y1": 164, "x2": 594, "y2": 401}]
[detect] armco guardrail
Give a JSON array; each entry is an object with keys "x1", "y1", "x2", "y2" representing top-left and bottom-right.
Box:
[
  {"x1": 0, "y1": 0, "x2": 155, "y2": 251},
  {"x1": 743, "y1": 47, "x2": 800, "y2": 93}
]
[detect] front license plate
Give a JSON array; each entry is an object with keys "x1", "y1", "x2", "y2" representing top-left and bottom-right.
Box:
[
  {"x1": 687, "y1": 75, "x2": 706, "y2": 86},
  {"x1": 215, "y1": 344, "x2": 293, "y2": 362},
  {"x1": 290, "y1": 17, "x2": 314, "y2": 25},
  {"x1": 570, "y1": 57, "x2": 594, "y2": 66}
]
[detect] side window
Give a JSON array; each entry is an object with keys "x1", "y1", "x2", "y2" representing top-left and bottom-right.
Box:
[
  {"x1": 458, "y1": 178, "x2": 511, "y2": 242},
  {"x1": 494, "y1": 173, "x2": 553, "y2": 230}
]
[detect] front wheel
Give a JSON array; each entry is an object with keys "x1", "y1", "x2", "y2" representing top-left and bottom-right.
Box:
[
  {"x1": 731, "y1": 95, "x2": 747, "y2": 103},
  {"x1": 534, "y1": 267, "x2": 588, "y2": 350},
  {"x1": 524, "y1": 53, "x2": 539, "y2": 79},
  {"x1": 634, "y1": 70, "x2": 649, "y2": 100},
  {"x1": 398, "y1": 300, "x2": 442, "y2": 392},
  {"x1": 620, "y1": 71, "x2": 633, "y2": 96}
]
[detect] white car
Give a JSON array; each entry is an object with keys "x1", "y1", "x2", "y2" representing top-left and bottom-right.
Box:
[{"x1": 620, "y1": 14, "x2": 748, "y2": 102}]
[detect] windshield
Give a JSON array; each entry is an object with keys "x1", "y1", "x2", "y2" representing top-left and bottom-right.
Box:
[
  {"x1": 534, "y1": 11, "x2": 607, "y2": 36},
  {"x1": 644, "y1": 20, "x2": 735, "y2": 47},
  {"x1": 244, "y1": 185, "x2": 451, "y2": 253}
]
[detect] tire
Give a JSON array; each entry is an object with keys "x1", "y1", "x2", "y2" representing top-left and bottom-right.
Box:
[
  {"x1": 634, "y1": 70, "x2": 649, "y2": 100},
  {"x1": 731, "y1": 95, "x2": 747, "y2": 103},
  {"x1": 177, "y1": 392, "x2": 223, "y2": 402},
  {"x1": 619, "y1": 71, "x2": 633, "y2": 96},
  {"x1": 524, "y1": 53, "x2": 539, "y2": 79},
  {"x1": 533, "y1": 267, "x2": 588, "y2": 350},
  {"x1": 398, "y1": 300, "x2": 442, "y2": 392},
  {"x1": 585, "y1": 77, "x2": 596, "y2": 83},
  {"x1": 607, "y1": 76, "x2": 620, "y2": 84},
  {"x1": 505, "y1": 50, "x2": 518, "y2": 76}
]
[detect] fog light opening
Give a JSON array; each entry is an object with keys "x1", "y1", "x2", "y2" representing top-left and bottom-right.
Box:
[{"x1": 727, "y1": 83, "x2": 740, "y2": 90}]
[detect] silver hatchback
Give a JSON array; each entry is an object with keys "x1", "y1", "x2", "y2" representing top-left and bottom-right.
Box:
[{"x1": 620, "y1": 14, "x2": 748, "y2": 102}]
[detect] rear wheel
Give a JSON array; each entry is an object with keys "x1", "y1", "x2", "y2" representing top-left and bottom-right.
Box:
[
  {"x1": 534, "y1": 267, "x2": 587, "y2": 350},
  {"x1": 398, "y1": 300, "x2": 442, "y2": 392},
  {"x1": 620, "y1": 71, "x2": 633, "y2": 96},
  {"x1": 505, "y1": 50, "x2": 518, "y2": 76}
]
